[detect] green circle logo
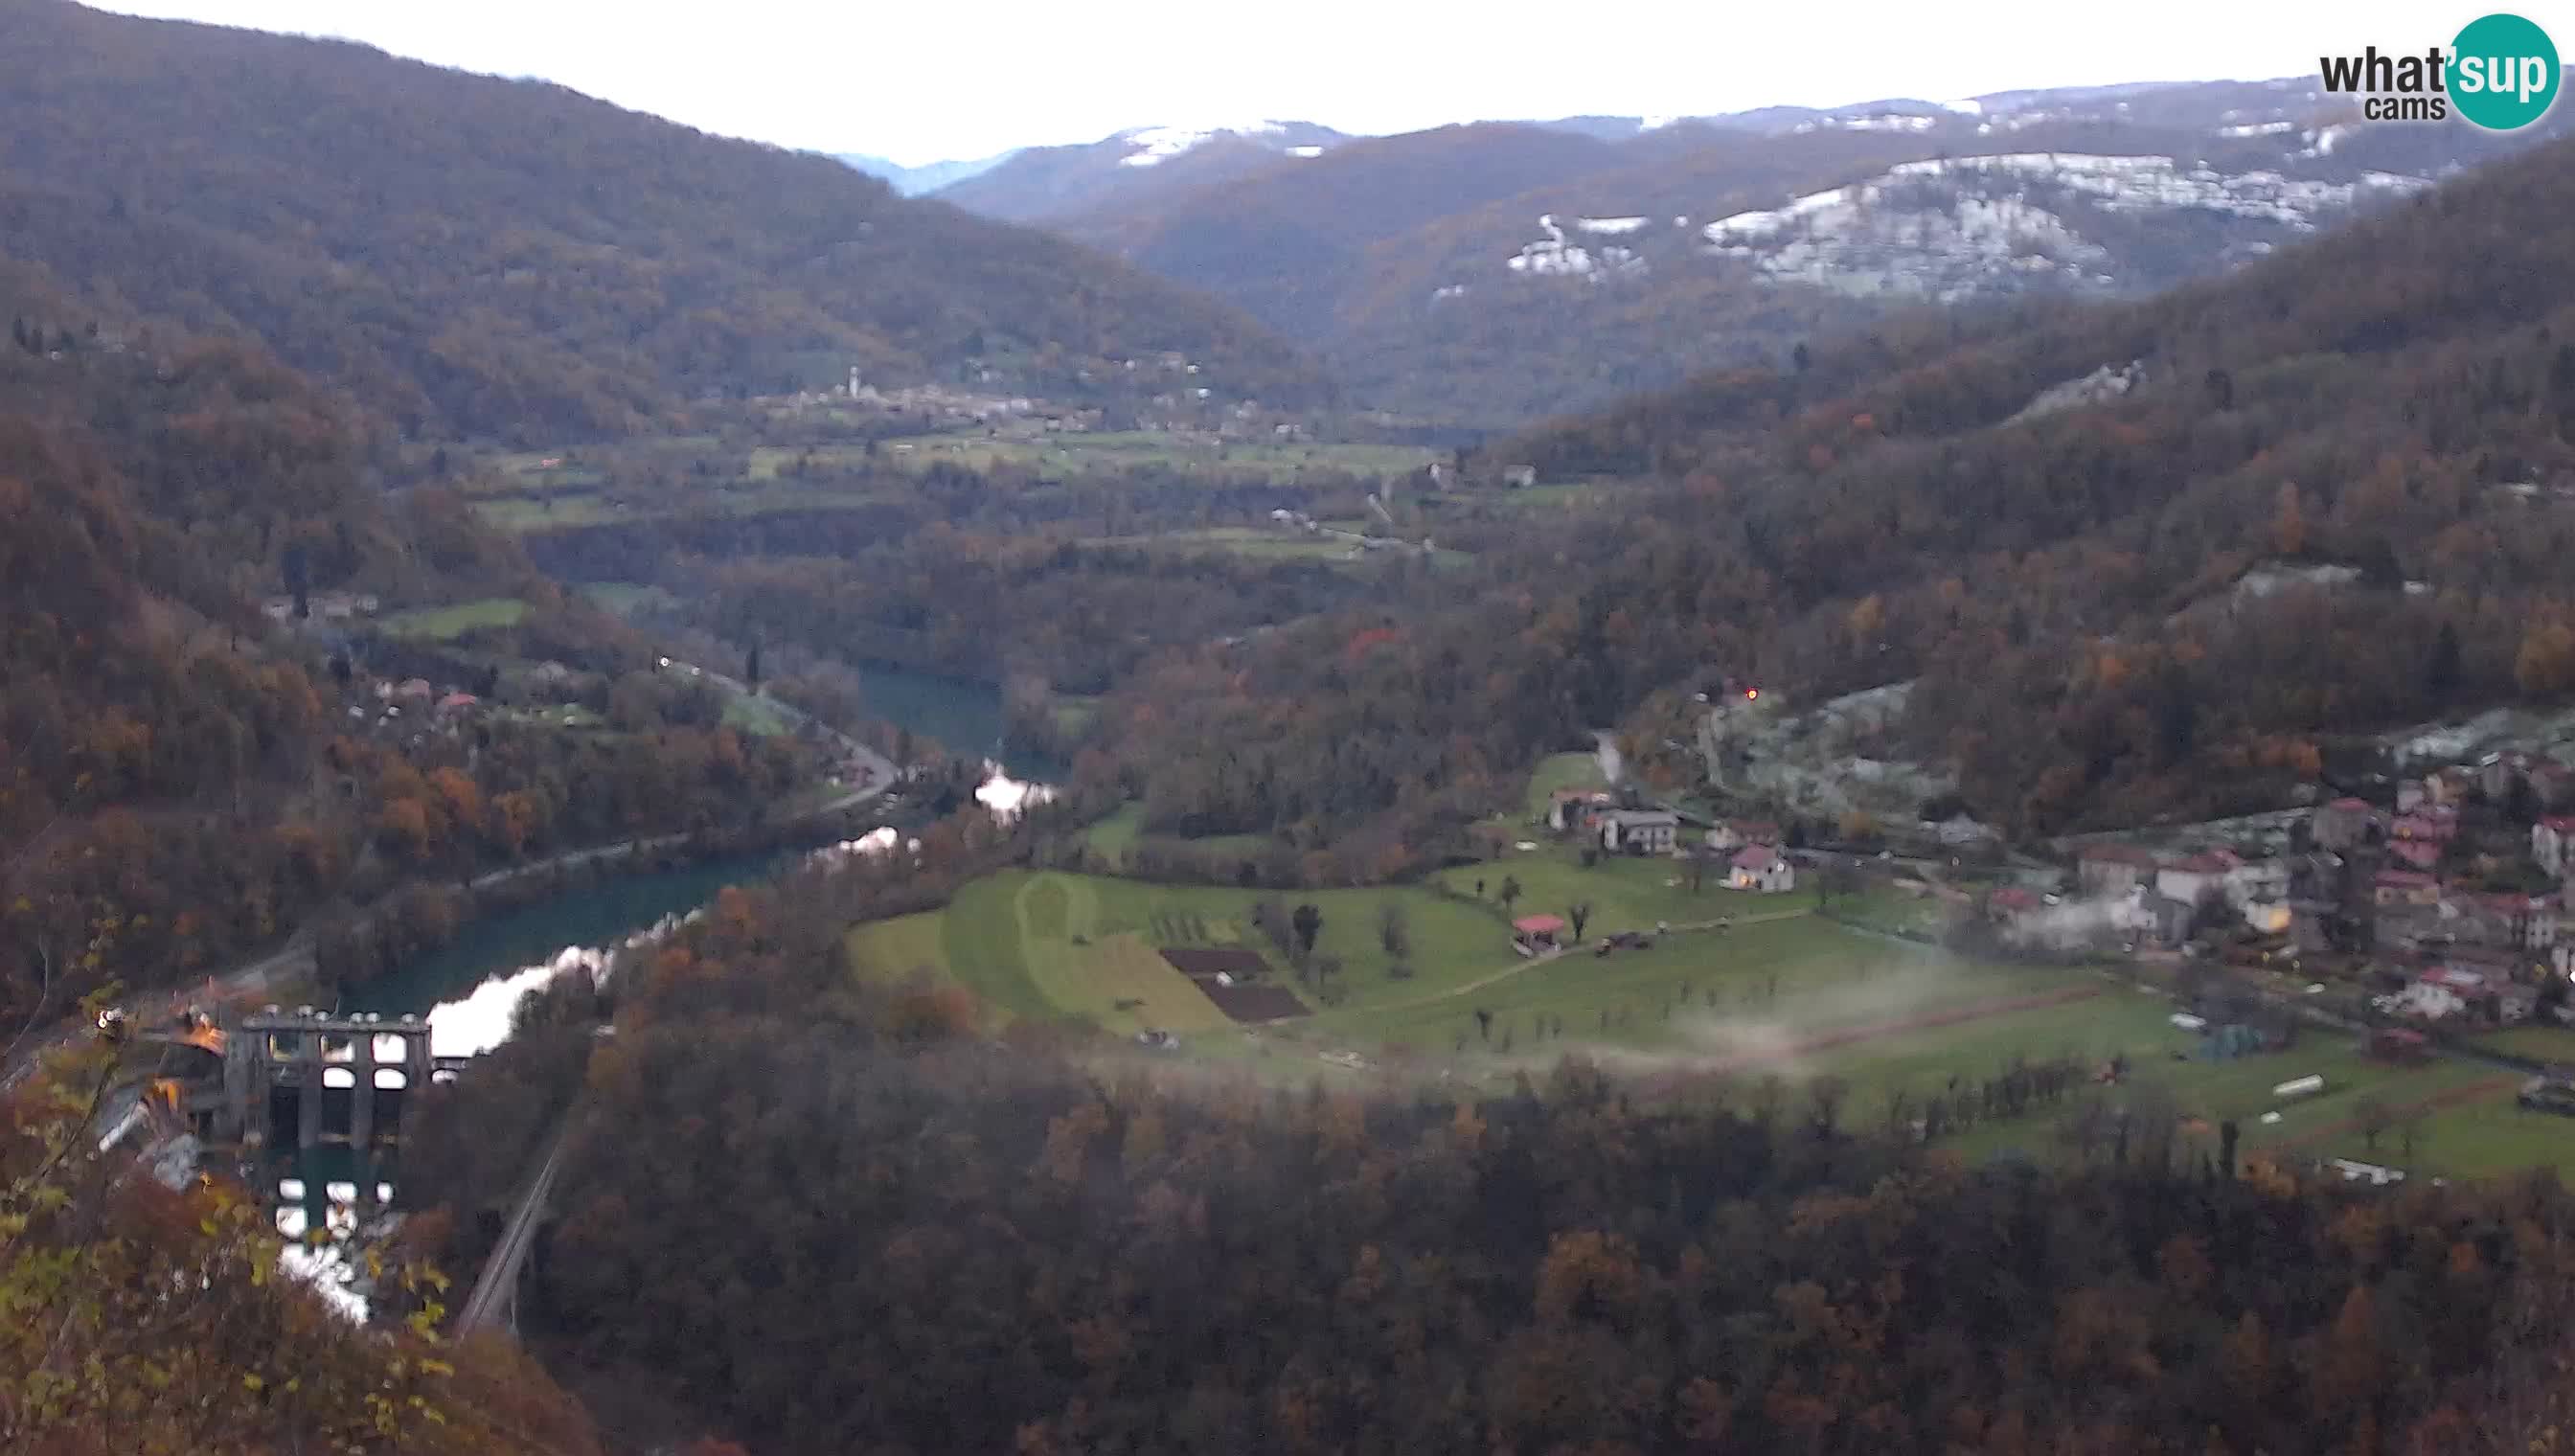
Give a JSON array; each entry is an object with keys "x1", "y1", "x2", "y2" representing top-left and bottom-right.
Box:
[{"x1": 2450, "y1": 12, "x2": 2560, "y2": 129}]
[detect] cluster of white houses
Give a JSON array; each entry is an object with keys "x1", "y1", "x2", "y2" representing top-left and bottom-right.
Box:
[
  {"x1": 1544, "y1": 790, "x2": 1797, "y2": 893},
  {"x1": 2062, "y1": 842, "x2": 2296, "y2": 945},
  {"x1": 2051, "y1": 752, "x2": 2575, "y2": 1027}
]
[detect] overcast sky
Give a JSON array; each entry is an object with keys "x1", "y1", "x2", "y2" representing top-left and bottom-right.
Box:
[{"x1": 93, "y1": 1, "x2": 2514, "y2": 166}]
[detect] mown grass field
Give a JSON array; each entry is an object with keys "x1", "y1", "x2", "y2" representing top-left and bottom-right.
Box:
[
  {"x1": 877, "y1": 431, "x2": 1433, "y2": 482},
  {"x1": 1829, "y1": 880, "x2": 1962, "y2": 938},
  {"x1": 2297, "y1": 1084, "x2": 2575, "y2": 1179},
  {"x1": 2476, "y1": 1023, "x2": 2575, "y2": 1065},
  {"x1": 843, "y1": 871, "x2": 1517, "y2": 1035},
  {"x1": 1311, "y1": 911, "x2": 2053, "y2": 1057},
  {"x1": 1051, "y1": 696, "x2": 1101, "y2": 739},
  {"x1": 842, "y1": 911, "x2": 959, "y2": 991},
  {"x1": 581, "y1": 581, "x2": 679, "y2": 617},
  {"x1": 844, "y1": 850, "x2": 2575, "y2": 1183},
  {"x1": 1432, "y1": 842, "x2": 1815, "y2": 936},
  {"x1": 1082, "y1": 805, "x2": 1150, "y2": 861},
  {"x1": 377, "y1": 597, "x2": 528, "y2": 640},
  {"x1": 1082, "y1": 527, "x2": 1475, "y2": 571},
  {"x1": 1081, "y1": 804, "x2": 1275, "y2": 868},
  {"x1": 471, "y1": 482, "x2": 899, "y2": 534},
  {"x1": 720, "y1": 694, "x2": 795, "y2": 737}
]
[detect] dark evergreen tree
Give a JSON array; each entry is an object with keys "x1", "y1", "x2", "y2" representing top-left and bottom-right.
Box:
[
  {"x1": 1290, "y1": 902, "x2": 1322, "y2": 960},
  {"x1": 281, "y1": 542, "x2": 310, "y2": 620},
  {"x1": 2429, "y1": 621, "x2": 2463, "y2": 704}
]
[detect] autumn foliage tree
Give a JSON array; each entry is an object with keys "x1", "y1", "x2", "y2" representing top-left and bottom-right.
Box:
[{"x1": 0, "y1": 1025, "x2": 603, "y2": 1455}]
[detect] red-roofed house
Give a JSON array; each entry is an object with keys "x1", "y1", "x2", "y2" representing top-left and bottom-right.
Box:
[
  {"x1": 1512, "y1": 914, "x2": 1567, "y2": 949},
  {"x1": 2375, "y1": 869, "x2": 2440, "y2": 908},
  {"x1": 2535, "y1": 815, "x2": 2575, "y2": 876},
  {"x1": 1988, "y1": 886, "x2": 2040, "y2": 923},
  {"x1": 1729, "y1": 844, "x2": 1796, "y2": 894}
]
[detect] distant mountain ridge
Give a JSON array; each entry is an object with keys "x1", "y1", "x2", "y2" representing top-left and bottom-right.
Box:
[
  {"x1": 834, "y1": 149, "x2": 1016, "y2": 195},
  {"x1": 931, "y1": 120, "x2": 1353, "y2": 223},
  {"x1": 991, "y1": 77, "x2": 2565, "y2": 424},
  {"x1": 1514, "y1": 77, "x2": 2309, "y2": 139},
  {"x1": 0, "y1": 0, "x2": 1327, "y2": 443}
]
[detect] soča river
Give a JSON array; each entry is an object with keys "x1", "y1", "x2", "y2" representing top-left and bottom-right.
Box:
[{"x1": 268, "y1": 663, "x2": 1056, "y2": 1245}]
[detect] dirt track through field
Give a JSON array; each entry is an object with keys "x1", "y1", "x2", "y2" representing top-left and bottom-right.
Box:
[
  {"x1": 1610, "y1": 983, "x2": 2117, "y2": 1097},
  {"x1": 1687, "y1": 983, "x2": 2110, "y2": 1077},
  {"x1": 2273, "y1": 1074, "x2": 2523, "y2": 1150}
]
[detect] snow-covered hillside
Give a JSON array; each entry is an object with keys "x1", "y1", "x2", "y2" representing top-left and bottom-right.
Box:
[
  {"x1": 1695, "y1": 153, "x2": 2427, "y2": 300},
  {"x1": 1505, "y1": 214, "x2": 1665, "y2": 279},
  {"x1": 935, "y1": 120, "x2": 1349, "y2": 221},
  {"x1": 1472, "y1": 150, "x2": 2432, "y2": 306},
  {"x1": 1115, "y1": 121, "x2": 1314, "y2": 168}
]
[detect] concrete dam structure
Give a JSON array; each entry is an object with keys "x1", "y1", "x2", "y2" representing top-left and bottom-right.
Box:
[{"x1": 216, "y1": 1009, "x2": 472, "y2": 1150}]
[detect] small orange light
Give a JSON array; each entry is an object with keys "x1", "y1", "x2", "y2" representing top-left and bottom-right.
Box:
[{"x1": 1745, "y1": 689, "x2": 1759, "y2": 700}]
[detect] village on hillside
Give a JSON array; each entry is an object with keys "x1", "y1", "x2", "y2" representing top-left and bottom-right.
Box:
[
  {"x1": 2044, "y1": 753, "x2": 2575, "y2": 1034},
  {"x1": 1538, "y1": 720, "x2": 2575, "y2": 1124}
]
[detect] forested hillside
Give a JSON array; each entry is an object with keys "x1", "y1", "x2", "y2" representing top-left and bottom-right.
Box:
[
  {"x1": 402, "y1": 848, "x2": 2575, "y2": 1456},
  {"x1": 1060, "y1": 124, "x2": 1629, "y2": 344},
  {"x1": 1059, "y1": 82, "x2": 2560, "y2": 425},
  {"x1": 937, "y1": 121, "x2": 1355, "y2": 223},
  {"x1": 0, "y1": 259, "x2": 815, "y2": 1035},
  {"x1": 0, "y1": 0, "x2": 1326, "y2": 443},
  {"x1": 1103, "y1": 132, "x2": 2575, "y2": 850}
]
